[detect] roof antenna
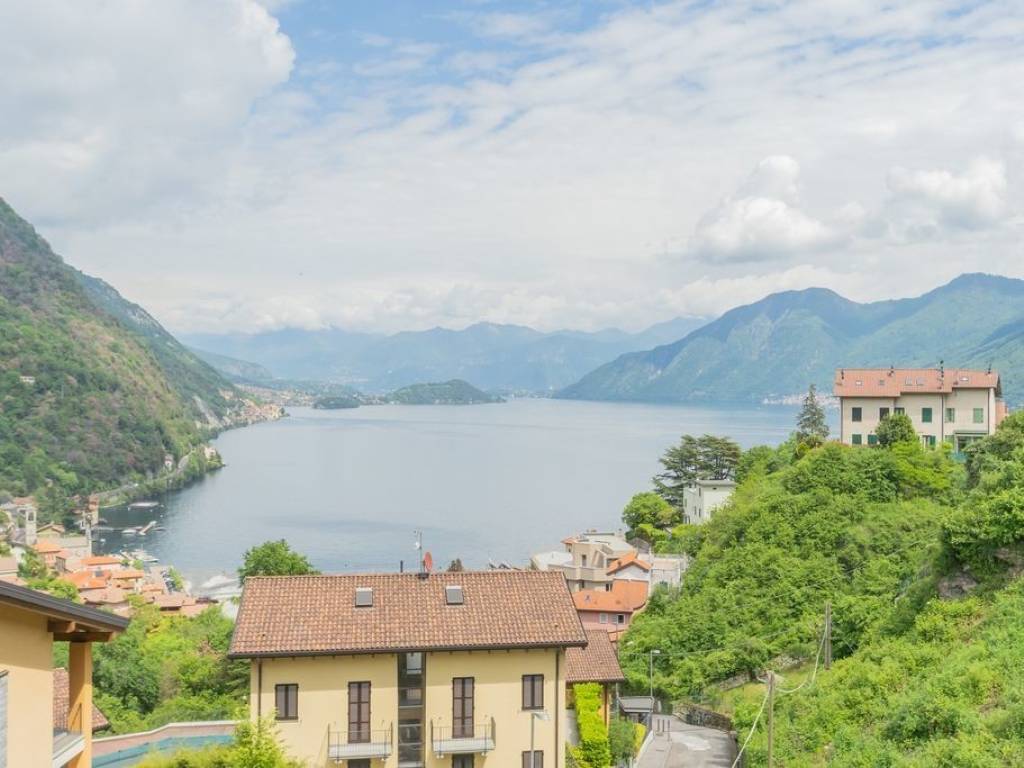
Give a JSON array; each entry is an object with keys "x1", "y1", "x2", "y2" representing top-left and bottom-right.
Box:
[
  {"x1": 889, "y1": 364, "x2": 894, "y2": 377},
  {"x1": 939, "y1": 359, "x2": 944, "y2": 379},
  {"x1": 988, "y1": 361, "x2": 992, "y2": 374}
]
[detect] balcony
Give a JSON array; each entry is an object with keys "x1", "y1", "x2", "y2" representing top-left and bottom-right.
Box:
[
  {"x1": 327, "y1": 725, "x2": 393, "y2": 762},
  {"x1": 430, "y1": 718, "x2": 496, "y2": 755}
]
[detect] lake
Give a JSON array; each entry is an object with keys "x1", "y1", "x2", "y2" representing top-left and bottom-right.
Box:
[{"x1": 97, "y1": 399, "x2": 811, "y2": 582}]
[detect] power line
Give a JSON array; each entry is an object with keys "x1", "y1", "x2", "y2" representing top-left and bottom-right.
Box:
[{"x1": 731, "y1": 684, "x2": 770, "y2": 768}]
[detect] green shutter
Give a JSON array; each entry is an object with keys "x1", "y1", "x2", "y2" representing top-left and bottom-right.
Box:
[
  {"x1": 922, "y1": 407, "x2": 932, "y2": 423},
  {"x1": 852, "y1": 434, "x2": 862, "y2": 445},
  {"x1": 867, "y1": 434, "x2": 878, "y2": 445},
  {"x1": 973, "y1": 408, "x2": 984, "y2": 424}
]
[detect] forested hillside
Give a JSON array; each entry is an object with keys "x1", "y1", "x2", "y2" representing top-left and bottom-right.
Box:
[
  {"x1": 0, "y1": 198, "x2": 243, "y2": 499},
  {"x1": 560, "y1": 274, "x2": 1024, "y2": 405},
  {"x1": 623, "y1": 413, "x2": 1024, "y2": 765}
]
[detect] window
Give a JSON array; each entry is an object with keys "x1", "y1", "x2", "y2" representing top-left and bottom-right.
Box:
[
  {"x1": 453, "y1": 757, "x2": 474, "y2": 768},
  {"x1": 921, "y1": 407, "x2": 933, "y2": 423},
  {"x1": 453, "y1": 678, "x2": 474, "y2": 738},
  {"x1": 894, "y1": 407, "x2": 905, "y2": 415},
  {"x1": 946, "y1": 408, "x2": 956, "y2": 423},
  {"x1": 851, "y1": 434, "x2": 862, "y2": 445},
  {"x1": 522, "y1": 675, "x2": 544, "y2": 710},
  {"x1": 851, "y1": 407, "x2": 862, "y2": 422},
  {"x1": 867, "y1": 434, "x2": 878, "y2": 446},
  {"x1": 973, "y1": 408, "x2": 985, "y2": 424},
  {"x1": 275, "y1": 684, "x2": 298, "y2": 721},
  {"x1": 879, "y1": 407, "x2": 890, "y2": 419},
  {"x1": 924, "y1": 435, "x2": 937, "y2": 448},
  {"x1": 616, "y1": 614, "x2": 626, "y2": 625},
  {"x1": 580, "y1": 554, "x2": 587, "y2": 567},
  {"x1": 349, "y1": 682, "x2": 371, "y2": 742},
  {"x1": 522, "y1": 751, "x2": 544, "y2": 768},
  {"x1": 599, "y1": 613, "x2": 607, "y2": 624},
  {"x1": 350, "y1": 762, "x2": 370, "y2": 768}
]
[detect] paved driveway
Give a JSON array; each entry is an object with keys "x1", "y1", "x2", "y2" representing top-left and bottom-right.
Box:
[{"x1": 636, "y1": 715, "x2": 737, "y2": 768}]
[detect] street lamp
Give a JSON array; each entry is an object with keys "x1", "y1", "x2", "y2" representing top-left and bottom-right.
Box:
[
  {"x1": 529, "y1": 710, "x2": 550, "y2": 768},
  {"x1": 649, "y1": 649, "x2": 661, "y2": 699}
]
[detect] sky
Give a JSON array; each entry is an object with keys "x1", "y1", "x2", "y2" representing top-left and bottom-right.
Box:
[{"x1": 1, "y1": 0, "x2": 1023, "y2": 334}]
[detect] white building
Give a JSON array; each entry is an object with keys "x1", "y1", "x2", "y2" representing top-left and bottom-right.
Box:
[
  {"x1": 682, "y1": 479, "x2": 736, "y2": 524},
  {"x1": 834, "y1": 367, "x2": 1007, "y2": 452}
]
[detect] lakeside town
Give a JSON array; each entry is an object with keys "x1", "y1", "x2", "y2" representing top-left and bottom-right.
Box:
[{"x1": 1, "y1": 365, "x2": 1016, "y2": 767}]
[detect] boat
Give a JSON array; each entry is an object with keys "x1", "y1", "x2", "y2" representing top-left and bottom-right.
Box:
[
  {"x1": 121, "y1": 527, "x2": 138, "y2": 536},
  {"x1": 128, "y1": 501, "x2": 160, "y2": 509}
]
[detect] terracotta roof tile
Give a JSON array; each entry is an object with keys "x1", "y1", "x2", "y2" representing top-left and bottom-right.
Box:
[
  {"x1": 53, "y1": 668, "x2": 108, "y2": 731},
  {"x1": 229, "y1": 570, "x2": 586, "y2": 658},
  {"x1": 566, "y1": 630, "x2": 626, "y2": 683},
  {"x1": 833, "y1": 368, "x2": 1000, "y2": 398},
  {"x1": 607, "y1": 552, "x2": 650, "y2": 574},
  {"x1": 572, "y1": 580, "x2": 648, "y2": 613},
  {"x1": 80, "y1": 556, "x2": 123, "y2": 568},
  {"x1": 34, "y1": 540, "x2": 63, "y2": 554}
]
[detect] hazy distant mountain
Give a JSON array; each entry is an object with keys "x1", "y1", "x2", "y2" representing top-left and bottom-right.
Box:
[
  {"x1": 182, "y1": 316, "x2": 708, "y2": 393},
  {"x1": 558, "y1": 274, "x2": 1024, "y2": 405},
  {"x1": 188, "y1": 348, "x2": 274, "y2": 383}
]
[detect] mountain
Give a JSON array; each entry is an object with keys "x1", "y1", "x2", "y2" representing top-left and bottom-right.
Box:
[
  {"x1": 384, "y1": 379, "x2": 503, "y2": 405},
  {"x1": 0, "y1": 198, "x2": 252, "y2": 497},
  {"x1": 182, "y1": 316, "x2": 709, "y2": 393},
  {"x1": 559, "y1": 274, "x2": 1024, "y2": 405},
  {"x1": 188, "y1": 347, "x2": 274, "y2": 383}
]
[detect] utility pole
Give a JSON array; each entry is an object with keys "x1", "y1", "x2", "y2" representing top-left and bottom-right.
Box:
[
  {"x1": 766, "y1": 671, "x2": 775, "y2": 768},
  {"x1": 824, "y1": 601, "x2": 833, "y2": 670}
]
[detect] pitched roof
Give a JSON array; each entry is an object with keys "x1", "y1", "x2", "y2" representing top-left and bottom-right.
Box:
[
  {"x1": 229, "y1": 570, "x2": 587, "y2": 658},
  {"x1": 0, "y1": 580, "x2": 129, "y2": 634},
  {"x1": 566, "y1": 630, "x2": 626, "y2": 683},
  {"x1": 80, "y1": 555, "x2": 123, "y2": 567},
  {"x1": 833, "y1": 368, "x2": 1000, "y2": 398},
  {"x1": 607, "y1": 551, "x2": 650, "y2": 574},
  {"x1": 53, "y1": 668, "x2": 108, "y2": 731},
  {"x1": 34, "y1": 539, "x2": 63, "y2": 554},
  {"x1": 61, "y1": 571, "x2": 109, "y2": 590},
  {"x1": 572, "y1": 580, "x2": 648, "y2": 613}
]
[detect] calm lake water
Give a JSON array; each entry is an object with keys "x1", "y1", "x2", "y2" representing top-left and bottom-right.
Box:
[{"x1": 98, "y1": 399, "x2": 808, "y2": 582}]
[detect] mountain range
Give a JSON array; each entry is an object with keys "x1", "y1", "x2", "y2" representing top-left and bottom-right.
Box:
[
  {"x1": 558, "y1": 273, "x2": 1024, "y2": 405},
  {"x1": 183, "y1": 315, "x2": 708, "y2": 393},
  {"x1": 0, "y1": 198, "x2": 251, "y2": 497}
]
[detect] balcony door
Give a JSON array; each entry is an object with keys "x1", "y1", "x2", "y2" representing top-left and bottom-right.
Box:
[
  {"x1": 348, "y1": 682, "x2": 370, "y2": 743},
  {"x1": 452, "y1": 677, "x2": 474, "y2": 738}
]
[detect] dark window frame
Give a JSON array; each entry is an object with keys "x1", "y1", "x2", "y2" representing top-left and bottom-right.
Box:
[
  {"x1": 453, "y1": 756, "x2": 474, "y2": 768},
  {"x1": 879, "y1": 407, "x2": 890, "y2": 419},
  {"x1": 851, "y1": 406, "x2": 862, "y2": 422},
  {"x1": 921, "y1": 407, "x2": 933, "y2": 424},
  {"x1": 453, "y1": 677, "x2": 475, "y2": 738},
  {"x1": 274, "y1": 683, "x2": 298, "y2": 721},
  {"x1": 522, "y1": 750, "x2": 544, "y2": 768},
  {"x1": 522, "y1": 674, "x2": 544, "y2": 711},
  {"x1": 348, "y1": 681, "x2": 371, "y2": 742}
]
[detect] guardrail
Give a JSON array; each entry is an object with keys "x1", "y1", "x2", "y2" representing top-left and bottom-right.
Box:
[
  {"x1": 327, "y1": 725, "x2": 394, "y2": 760},
  {"x1": 430, "y1": 718, "x2": 496, "y2": 754}
]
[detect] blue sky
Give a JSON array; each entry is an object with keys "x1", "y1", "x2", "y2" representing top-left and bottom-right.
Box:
[{"x1": 1, "y1": 0, "x2": 1022, "y2": 333}]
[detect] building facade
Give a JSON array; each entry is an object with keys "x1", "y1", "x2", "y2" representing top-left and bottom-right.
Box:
[
  {"x1": 681, "y1": 480, "x2": 736, "y2": 524},
  {"x1": 0, "y1": 580, "x2": 128, "y2": 768},
  {"x1": 834, "y1": 368, "x2": 1006, "y2": 451},
  {"x1": 229, "y1": 571, "x2": 587, "y2": 768}
]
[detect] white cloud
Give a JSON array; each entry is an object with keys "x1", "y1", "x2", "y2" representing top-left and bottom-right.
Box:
[
  {"x1": 2, "y1": 0, "x2": 1024, "y2": 334},
  {"x1": 886, "y1": 157, "x2": 1008, "y2": 232},
  {"x1": 690, "y1": 156, "x2": 843, "y2": 263}
]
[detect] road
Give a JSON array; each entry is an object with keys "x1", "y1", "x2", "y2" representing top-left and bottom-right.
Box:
[{"x1": 636, "y1": 715, "x2": 737, "y2": 768}]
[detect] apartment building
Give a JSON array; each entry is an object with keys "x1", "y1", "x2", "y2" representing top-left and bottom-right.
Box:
[
  {"x1": 531, "y1": 531, "x2": 633, "y2": 592},
  {"x1": 834, "y1": 368, "x2": 1006, "y2": 451},
  {"x1": 0, "y1": 580, "x2": 129, "y2": 768},
  {"x1": 571, "y1": 580, "x2": 649, "y2": 643},
  {"x1": 681, "y1": 479, "x2": 736, "y2": 524},
  {"x1": 229, "y1": 570, "x2": 587, "y2": 768}
]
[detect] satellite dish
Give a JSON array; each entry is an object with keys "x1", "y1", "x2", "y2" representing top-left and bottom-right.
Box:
[{"x1": 423, "y1": 551, "x2": 434, "y2": 573}]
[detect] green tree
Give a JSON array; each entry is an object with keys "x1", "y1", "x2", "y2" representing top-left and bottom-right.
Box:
[
  {"x1": 876, "y1": 412, "x2": 917, "y2": 447},
  {"x1": 622, "y1": 492, "x2": 678, "y2": 533},
  {"x1": 446, "y1": 558, "x2": 465, "y2": 572},
  {"x1": 238, "y1": 540, "x2": 319, "y2": 580},
  {"x1": 17, "y1": 547, "x2": 48, "y2": 580},
  {"x1": 654, "y1": 435, "x2": 741, "y2": 508},
  {"x1": 608, "y1": 717, "x2": 639, "y2": 764},
  {"x1": 795, "y1": 383, "x2": 830, "y2": 447}
]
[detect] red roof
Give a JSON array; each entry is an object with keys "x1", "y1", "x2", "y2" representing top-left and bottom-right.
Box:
[
  {"x1": 834, "y1": 368, "x2": 1000, "y2": 398},
  {"x1": 566, "y1": 630, "x2": 626, "y2": 683},
  {"x1": 54, "y1": 668, "x2": 109, "y2": 731},
  {"x1": 607, "y1": 552, "x2": 650, "y2": 574},
  {"x1": 573, "y1": 580, "x2": 648, "y2": 613},
  {"x1": 80, "y1": 556, "x2": 123, "y2": 568}
]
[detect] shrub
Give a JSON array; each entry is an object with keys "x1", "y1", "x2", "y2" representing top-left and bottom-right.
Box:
[{"x1": 573, "y1": 683, "x2": 612, "y2": 768}]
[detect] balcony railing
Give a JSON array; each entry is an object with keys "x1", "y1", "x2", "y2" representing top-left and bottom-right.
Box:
[
  {"x1": 430, "y1": 718, "x2": 496, "y2": 755},
  {"x1": 327, "y1": 724, "x2": 393, "y2": 761}
]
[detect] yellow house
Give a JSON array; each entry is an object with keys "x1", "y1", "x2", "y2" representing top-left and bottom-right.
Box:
[
  {"x1": 229, "y1": 570, "x2": 587, "y2": 768},
  {"x1": 0, "y1": 579, "x2": 129, "y2": 768},
  {"x1": 834, "y1": 367, "x2": 1007, "y2": 451}
]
